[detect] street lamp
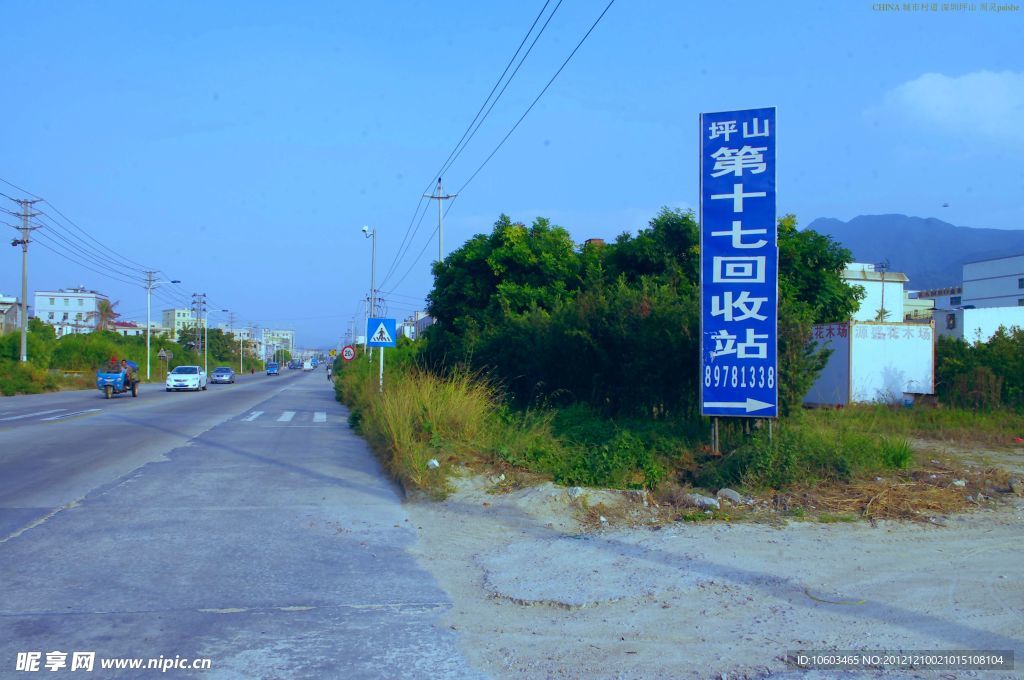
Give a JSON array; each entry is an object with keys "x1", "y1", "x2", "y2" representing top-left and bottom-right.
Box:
[
  {"x1": 362, "y1": 225, "x2": 376, "y2": 359},
  {"x1": 145, "y1": 276, "x2": 180, "y2": 381}
]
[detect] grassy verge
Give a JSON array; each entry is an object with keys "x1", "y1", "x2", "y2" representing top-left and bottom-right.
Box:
[
  {"x1": 336, "y1": 349, "x2": 564, "y2": 496},
  {"x1": 799, "y1": 404, "x2": 1024, "y2": 448},
  {"x1": 333, "y1": 350, "x2": 1015, "y2": 516}
]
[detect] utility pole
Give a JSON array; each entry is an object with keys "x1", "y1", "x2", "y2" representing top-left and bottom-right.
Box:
[
  {"x1": 145, "y1": 272, "x2": 156, "y2": 379},
  {"x1": 424, "y1": 177, "x2": 456, "y2": 263},
  {"x1": 191, "y1": 293, "x2": 207, "y2": 371},
  {"x1": 9, "y1": 199, "x2": 42, "y2": 363},
  {"x1": 143, "y1": 272, "x2": 180, "y2": 380}
]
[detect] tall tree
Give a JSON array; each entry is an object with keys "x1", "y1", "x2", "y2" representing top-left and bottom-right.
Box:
[{"x1": 91, "y1": 299, "x2": 120, "y2": 331}]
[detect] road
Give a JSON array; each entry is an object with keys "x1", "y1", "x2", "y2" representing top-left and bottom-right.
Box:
[{"x1": 0, "y1": 369, "x2": 482, "y2": 679}]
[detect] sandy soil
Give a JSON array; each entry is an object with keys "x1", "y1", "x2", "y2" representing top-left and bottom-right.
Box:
[{"x1": 406, "y1": 476, "x2": 1024, "y2": 679}]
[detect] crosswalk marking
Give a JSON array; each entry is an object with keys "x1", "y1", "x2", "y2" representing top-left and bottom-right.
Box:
[
  {"x1": 0, "y1": 409, "x2": 66, "y2": 422},
  {"x1": 240, "y1": 410, "x2": 333, "y2": 424}
]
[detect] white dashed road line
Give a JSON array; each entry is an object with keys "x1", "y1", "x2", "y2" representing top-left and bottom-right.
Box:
[
  {"x1": 41, "y1": 409, "x2": 102, "y2": 421},
  {"x1": 277, "y1": 411, "x2": 296, "y2": 422},
  {"x1": 244, "y1": 411, "x2": 263, "y2": 422},
  {"x1": 314, "y1": 412, "x2": 326, "y2": 423},
  {"x1": 0, "y1": 409, "x2": 66, "y2": 422}
]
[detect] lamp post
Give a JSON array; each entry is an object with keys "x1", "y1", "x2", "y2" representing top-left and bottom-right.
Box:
[
  {"x1": 361, "y1": 225, "x2": 376, "y2": 359},
  {"x1": 145, "y1": 274, "x2": 180, "y2": 381}
]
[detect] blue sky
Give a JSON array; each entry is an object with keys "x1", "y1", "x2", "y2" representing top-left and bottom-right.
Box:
[{"x1": 1, "y1": 1, "x2": 1021, "y2": 347}]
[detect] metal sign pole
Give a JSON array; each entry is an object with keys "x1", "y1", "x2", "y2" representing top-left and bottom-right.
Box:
[{"x1": 379, "y1": 347, "x2": 384, "y2": 393}]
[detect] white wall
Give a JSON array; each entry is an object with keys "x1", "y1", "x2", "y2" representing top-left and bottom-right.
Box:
[
  {"x1": 804, "y1": 322, "x2": 935, "y2": 406},
  {"x1": 850, "y1": 323, "x2": 934, "y2": 401},
  {"x1": 938, "y1": 307, "x2": 1024, "y2": 344}
]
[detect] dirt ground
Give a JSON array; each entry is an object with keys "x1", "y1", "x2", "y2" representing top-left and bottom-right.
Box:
[{"x1": 406, "y1": 469, "x2": 1024, "y2": 679}]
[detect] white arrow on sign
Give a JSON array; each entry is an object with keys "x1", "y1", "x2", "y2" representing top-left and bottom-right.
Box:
[{"x1": 703, "y1": 398, "x2": 774, "y2": 413}]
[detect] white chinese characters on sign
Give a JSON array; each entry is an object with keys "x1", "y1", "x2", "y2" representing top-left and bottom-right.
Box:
[
  {"x1": 712, "y1": 256, "x2": 766, "y2": 284},
  {"x1": 711, "y1": 291, "x2": 768, "y2": 322},
  {"x1": 710, "y1": 220, "x2": 767, "y2": 249},
  {"x1": 708, "y1": 117, "x2": 770, "y2": 141},
  {"x1": 710, "y1": 146, "x2": 768, "y2": 177},
  {"x1": 710, "y1": 328, "x2": 769, "y2": 359}
]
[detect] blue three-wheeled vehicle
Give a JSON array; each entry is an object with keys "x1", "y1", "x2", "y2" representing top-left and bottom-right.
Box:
[{"x1": 96, "y1": 359, "x2": 140, "y2": 399}]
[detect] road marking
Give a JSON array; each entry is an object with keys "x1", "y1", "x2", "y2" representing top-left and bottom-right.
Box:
[
  {"x1": 244, "y1": 411, "x2": 263, "y2": 422},
  {"x1": 41, "y1": 408, "x2": 101, "y2": 421},
  {"x1": 277, "y1": 411, "x2": 295, "y2": 422},
  {"x1": 314, "y1": 412, "x2": 326, "y2": 423},
  {"x1": 0, "y1": 409, "x2": 66, "y2": 422}
]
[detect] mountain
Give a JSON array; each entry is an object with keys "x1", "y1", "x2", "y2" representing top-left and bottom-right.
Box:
[{"x1": 806, "y1": 215, "x2": 1024, "y2": 291}]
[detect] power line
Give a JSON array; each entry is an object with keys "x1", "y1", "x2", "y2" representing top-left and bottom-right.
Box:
[
  {"x1": 31, "y1": 232, "x2": 145, "y2": 288},
  {"x1": 31, "y1": 219, "x2": 146, "y2": 284},
  {"x1": 0, "y1": 176, "x2": 153, "y2": 272},
  {"x1": 385, "y1": 0, "x2": 616, "y2": 298},
  {"x1": 0, "y1": 176, "x2": 42, "y2": 199},
  {"x1": 454, "y1": 0, "x2": 617, "y2": 197},
  {"x1": 41, "y1": 202, "x2": 153, "y2": 272},
  {"x1": 379, "y1": 0, "x2": 557, "y2": 288},
  {"x1": 435, "y1": 0, "x2": 560, "y2": 182},
  {"x1": 34, "y1": 212, "x2": 149, "y2": 274}
]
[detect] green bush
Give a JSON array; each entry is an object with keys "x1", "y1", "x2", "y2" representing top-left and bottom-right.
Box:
[
  {"x1": 0, "y1": 359, "x2": 58, "y2": 396},
  {"x1": 698, "y1": 419, "x2": 912, "y2": 490}
]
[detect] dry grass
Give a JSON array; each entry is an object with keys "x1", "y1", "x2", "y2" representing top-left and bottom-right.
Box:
[{"x1": 764, "y1": 460, "x2": 1014, "y2": 522}]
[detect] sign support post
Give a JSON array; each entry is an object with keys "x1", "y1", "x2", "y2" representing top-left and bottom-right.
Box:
[
  {"x1": 699, "y1": 107, "x2": 779, "y2": 449},
  {"x1": 366, "y1": 317, "x2": 397, "y2": 394}
]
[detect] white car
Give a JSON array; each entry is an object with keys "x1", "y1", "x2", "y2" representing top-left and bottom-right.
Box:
[{"x1": 166, "y1": 365, "x2": 207, "y2": 392}]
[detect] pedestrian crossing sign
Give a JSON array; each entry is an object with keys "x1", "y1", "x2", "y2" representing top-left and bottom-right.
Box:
[{"x1": 366, "y1": 318, "x2": 397, "y2": 347}]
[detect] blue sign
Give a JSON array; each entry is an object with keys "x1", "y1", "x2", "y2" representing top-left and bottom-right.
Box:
[
  {"x1": 366, "y1": 318, "x2": 397, "y2": 347},
  {"x1": 699, "y1": 107, "x2": 778, "y2": 417}
]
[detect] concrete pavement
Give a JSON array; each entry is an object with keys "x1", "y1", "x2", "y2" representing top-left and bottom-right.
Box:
[{"x1": 0, "y1": 370, "x2": 483, "y2": 678}]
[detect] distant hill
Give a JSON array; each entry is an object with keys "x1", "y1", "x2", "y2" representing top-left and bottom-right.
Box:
[{"x1": 806, "y1": 214, "x2": 1024, "y2": 290}]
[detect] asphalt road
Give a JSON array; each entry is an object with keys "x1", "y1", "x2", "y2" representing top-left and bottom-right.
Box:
[{"x1": 0, "y1": 369, "x2": 482, "y2": 679}]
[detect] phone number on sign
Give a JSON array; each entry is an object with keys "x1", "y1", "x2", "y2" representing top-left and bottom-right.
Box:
[{"x1": 704, "y1": 364, "x2": 775, "y2": 389}]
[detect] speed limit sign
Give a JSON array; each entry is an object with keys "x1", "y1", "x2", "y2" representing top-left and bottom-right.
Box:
[{"x1": 341, "y1": 345, "x2": 356, "y2": 362}]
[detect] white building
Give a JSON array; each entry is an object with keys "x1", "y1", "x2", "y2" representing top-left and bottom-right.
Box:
[
  {"x1": 962, "y1": 253, "x2": 1024, "y2": 308},
  {"x1": 34, "y1": 287, "x2": 108, "y2": 337},
  {"x1": 916, "y1": 255, "x2": 1024, "y2": 344},
  {"x1": 903, "y1": 291, "x2": 935, "y2": 322},
  {"x1": 843, "y1": 263, "x2": 908, "y2": 322},
  {"x1": 398, "y1": 311, "x2": 431, "y2": 340},
  {"x1": 913, "y1": 285, "x2": 963, "y2": 313},
  {"x1": 162, "y1": 308, "x2": 196, "y2": 338},
  {"x1": 262, "y1": 329, "x2": 295, "y2": 354},
  {"x1": 805, "y1": 262, "x2": 935, "y2": 406},
  {"x1": 936, "y1": 307, "x2": 1024, "y2": 345},
  {"x1": 218, "y1": 325, "x2": 264, "y2": 360},
  {"x1": 414, "y1": 313, "x2": 435, "y2": 338},
  {"x1": 0, "y1": 294, "x2": 21, "y2": 334},
  {"x1": 111, "y1": 321, "x2": 145, "y2": 337}
]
